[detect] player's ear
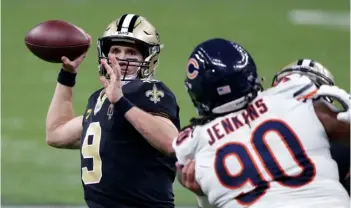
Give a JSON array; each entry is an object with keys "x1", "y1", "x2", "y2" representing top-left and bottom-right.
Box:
[{"x1": 313, "y1": 100, "x2": 350, "y2": 147}]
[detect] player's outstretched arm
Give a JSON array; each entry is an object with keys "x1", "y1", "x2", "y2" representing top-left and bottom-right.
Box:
[{"x1": 46, "y1": 51, "x2": 89, "y2": 149}]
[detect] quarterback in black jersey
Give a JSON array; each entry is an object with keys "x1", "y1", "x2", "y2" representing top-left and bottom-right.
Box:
[{"x1": 46, "y1": 14, "x2": 180, "y2": 208}]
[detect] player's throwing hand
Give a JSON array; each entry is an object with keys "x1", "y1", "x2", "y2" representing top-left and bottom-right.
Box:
[
  {"x1": 100, "y1": 54, "x2": 124, "y2": 104},
  {"x1": 61, "y1": 34, "x2": 91, "y2": 73}
]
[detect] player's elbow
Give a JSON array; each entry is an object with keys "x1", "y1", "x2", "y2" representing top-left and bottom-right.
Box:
[
  {"x1": 46, "y1": 135, "x2": 79, "y2": 149},
  {"x1": 46, "y1": 126, "x2": 60, "y2": 147},
  {"x1": 46, "y1": 137, "x2": 60, "y2": 148},
  {"x1": 45, "y1": 119, "x2": 81, "y2": 149},
  {"x1": 45, "y1": 130, "x2": 75, "y2": 149},
  {"x1": 46, "y1": 122, "x2": 61, "y2": 147},
  {"x1": 46, "y1": 133, "x2": 64, "y2": 148}
]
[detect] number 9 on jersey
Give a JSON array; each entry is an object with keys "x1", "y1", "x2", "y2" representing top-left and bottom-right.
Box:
[{"x1": 81, "y1": 122, "x2": 103, "y2": 185}]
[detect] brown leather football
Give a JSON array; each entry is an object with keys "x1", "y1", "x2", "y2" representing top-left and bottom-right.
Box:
[{"x1": 25, "y1": 20, "x2": 90, "y2": 63}]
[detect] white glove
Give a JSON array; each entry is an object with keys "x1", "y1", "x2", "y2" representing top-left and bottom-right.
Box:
[
  {"x1": 314, "y1": 85, "x2": 351, "y2": 123},
  {"x1": 337, "y1": 111, "x2": 350, "y2": 123}
]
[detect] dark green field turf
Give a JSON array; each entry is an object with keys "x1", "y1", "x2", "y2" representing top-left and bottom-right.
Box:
[{"x1": 2, "y1": 0, "x2": 349, "y2": 206}]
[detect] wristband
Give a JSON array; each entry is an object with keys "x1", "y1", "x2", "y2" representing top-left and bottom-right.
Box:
[
  {"x1": 114, "y1": 97, "x2": 134, "y2": 116},
  {"x1": 57, "y1": 68, "x2": 76, "y2": 87}
]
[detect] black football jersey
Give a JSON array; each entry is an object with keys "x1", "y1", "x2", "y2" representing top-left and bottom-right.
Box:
[{"x1": 80, "y1": 79, "x2": 180, "y2": 208}]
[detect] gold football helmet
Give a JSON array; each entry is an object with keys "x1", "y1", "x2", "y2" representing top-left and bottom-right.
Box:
[
  {"x1": 272, "y1": 59, "x2": 335, "y2": 87},
  {"x1": 97, "y1": 14, "x2": 163, "y2": 80}
]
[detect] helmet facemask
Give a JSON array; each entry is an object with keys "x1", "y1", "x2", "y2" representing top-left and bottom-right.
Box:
[{"x1": 97, "y1": 36, "x2": 161, "y2": 81}]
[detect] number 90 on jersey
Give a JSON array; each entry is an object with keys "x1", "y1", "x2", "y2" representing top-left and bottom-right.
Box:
[{"x1": 214, "y1": 120, "x2": 316, "y2": 206}]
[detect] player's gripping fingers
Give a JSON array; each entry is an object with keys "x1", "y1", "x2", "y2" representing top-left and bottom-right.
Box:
[
  {"x1": 61, "y1": 56, "x2": 76, "y2": 72},
  {"x1": 61, "y1": 56, "x2": 71, "y2": 65}
]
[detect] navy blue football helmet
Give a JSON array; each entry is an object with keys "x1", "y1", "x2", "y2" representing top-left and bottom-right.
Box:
[{"x1": 185, "y1": 38, "x2": 262, "y2": 116}]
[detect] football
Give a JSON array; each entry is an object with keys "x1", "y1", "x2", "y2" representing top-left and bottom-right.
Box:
[{"x1": 25, "y1": 20, "x2": 90, "y2": 63}]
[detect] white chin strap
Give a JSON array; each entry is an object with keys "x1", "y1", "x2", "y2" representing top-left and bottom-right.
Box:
[
  {"x1": 121, "y1": 72, "x2": 138, "y2": 86},
  {"x1": 211, "y1": 93, "x2": 253, "y2": 114}
]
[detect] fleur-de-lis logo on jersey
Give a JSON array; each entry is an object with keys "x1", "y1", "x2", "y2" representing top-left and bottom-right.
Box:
[{"x1": 145, "y1": 84, "x2": 164, "y2": 104}]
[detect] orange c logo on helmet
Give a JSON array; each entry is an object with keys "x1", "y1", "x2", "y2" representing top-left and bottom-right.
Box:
[{"x1": 187, "y1": 58, "x2": 199, "y2": 80}]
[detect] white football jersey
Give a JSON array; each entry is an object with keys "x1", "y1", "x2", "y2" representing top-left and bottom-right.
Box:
[{"x1": 173, "y1": 74, "x2": 349, "y2": 208}]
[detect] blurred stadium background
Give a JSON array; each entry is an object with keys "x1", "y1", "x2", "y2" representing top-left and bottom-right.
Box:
[{"x1": 2, "y1": 0, "x2": 349, "y2": 207}]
